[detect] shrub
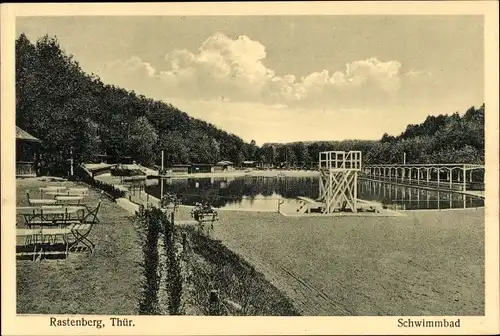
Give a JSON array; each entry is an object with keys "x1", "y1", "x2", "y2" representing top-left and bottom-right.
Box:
[
  {"x1": 137, "y1": 207, "x2": 162, "y2": 315},
  {"x1": 162, "y1": 211, "x2": 183, "y2": 315}
]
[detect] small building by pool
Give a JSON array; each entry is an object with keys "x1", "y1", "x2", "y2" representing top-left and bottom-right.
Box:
[
  {"x1": 16, "y1": 126, "x2": 42, "y2": 177},
  {"x1": 242, "y1": 160, "x2": 257, "y2": 168},
  {"x1": 214, "y1": 160, "x2": 234, "y2": 172},
  {"x1": 190, "y1": 163, "x2": 214, "y2": 174},
  {"x1": 171, "y1": 164, "x2": 191, "y2": 174}
]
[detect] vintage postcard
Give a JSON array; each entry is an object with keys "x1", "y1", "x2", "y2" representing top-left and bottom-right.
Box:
[{"x1": 1, "y1": 1, "x2": 499, "y2": 335}]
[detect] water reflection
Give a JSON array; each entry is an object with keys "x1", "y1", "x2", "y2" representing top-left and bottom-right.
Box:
[
  {"x1": 144, "y1": 176, "x2": 484, "y2": 211},
  {"x1": 358, "y1": 179, "x2": 484, "y2": 210}
]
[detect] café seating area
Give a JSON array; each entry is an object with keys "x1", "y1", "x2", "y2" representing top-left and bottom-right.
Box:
[{"x1": 16, "y1": 185, "x2": 101, "y2": 261}]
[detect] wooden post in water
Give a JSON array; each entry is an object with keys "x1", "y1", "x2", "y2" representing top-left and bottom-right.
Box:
[
  {"x1": 462, "y1": 165, "x2": 466, "y2": 192},
  {"x1": 160, "y1": 176, "x2": 164, "y2": 200},
  {"x1": 161, "y1": 150, "x2": 164, "y2": 174},
  {"x1": 448, "y1": 169, "x2": 452, "y2": 189}
]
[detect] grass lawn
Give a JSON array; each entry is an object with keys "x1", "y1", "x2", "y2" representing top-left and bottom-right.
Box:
[
  {"x1": 16, "y1": 178, "x2": 143, "y2": 315},
  {"x1": 172, "y1": 207, "x2": 485, "y2": 316}
]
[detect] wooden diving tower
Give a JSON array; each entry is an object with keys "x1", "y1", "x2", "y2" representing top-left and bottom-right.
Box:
[{"x1": 318, "y1": 151, "x2": 362, "y2": 213}]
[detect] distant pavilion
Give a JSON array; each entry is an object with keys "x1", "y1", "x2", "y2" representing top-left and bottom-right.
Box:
[{"x1": 16, "y1": 126, "x2": 42, "y2": 177}]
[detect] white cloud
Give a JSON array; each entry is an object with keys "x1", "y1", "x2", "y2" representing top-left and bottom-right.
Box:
[
  {"x1": 98, "y1": 32, "x2": 430, "y2": 109},
  {"x1": 403, "y1": 69, "x2": 432, "y2": 77}
]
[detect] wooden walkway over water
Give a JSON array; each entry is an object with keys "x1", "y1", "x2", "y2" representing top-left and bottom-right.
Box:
[{"x1": 362, "y1": 163, "x2": 484, "y2": 194}]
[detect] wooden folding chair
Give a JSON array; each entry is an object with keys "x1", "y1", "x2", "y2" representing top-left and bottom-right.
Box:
[
  {"x1": 16, "y1": 228, "x2": 43, "y2": 261},
  {"x1": 30, "y1": 207, "x2": 69, "y2": 228},
  {"x1": 82, "y1": 201, "x2": 101, "y2": 224},
  {"x1": 67, "y1": 187, "x2": 89, "y2": 196},
  {"x1": 40, "y1": 226, "x2": 70, "y2": 259},
  {"x1": 69, "y1": 222, "x2": 96, "y2": 253},
  {"x1": 27, "y1": 190, "x2": 57, "y2": 206},
  {"x1": 39, "y1": 186, "x2": 67, "y2": 198}
]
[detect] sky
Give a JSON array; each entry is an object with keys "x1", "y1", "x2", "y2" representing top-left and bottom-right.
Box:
[{"x1": 16, "y1": 16, "x2": 484, "y2": 145}]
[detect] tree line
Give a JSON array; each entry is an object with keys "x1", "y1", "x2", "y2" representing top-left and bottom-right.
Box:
[
  {"x1": 16, "y1": 34, "x2": 484, "y2": 175},
  {"x1": 259, "y1": 104, "x2": 484, "y2": 167},
  {"x1": 16, "y1": 34, "x2": 257, "y2": 174}
]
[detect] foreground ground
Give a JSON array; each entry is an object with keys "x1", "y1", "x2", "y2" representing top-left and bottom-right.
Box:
[
  {"x1": 16, "y1": 178, "x2": 142, "y2": 314},
  {"x1": 16, "y1": 178, "x2": 484, "y2": 316},
  {"x1": 174, "y1": 206, "x2": 484, "y2": 316}
]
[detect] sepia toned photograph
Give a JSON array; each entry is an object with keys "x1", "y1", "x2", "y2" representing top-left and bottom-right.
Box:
[{"x1": 2, "y1": 2, "x2": 499, "y2": 336}]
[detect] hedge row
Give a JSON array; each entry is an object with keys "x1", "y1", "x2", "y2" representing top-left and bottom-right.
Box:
[
  {"x1": 136, "y1": 206, "x2": 183, "y2": 315},
  {"x1": 137, "y1": 205, "x2": 162, "y2": 315},
  {"x1": 163, "y1": 211, "x2": 183, "y2": 315}
]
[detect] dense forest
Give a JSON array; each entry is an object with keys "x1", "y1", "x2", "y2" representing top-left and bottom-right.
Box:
[
  {"x1": 16, "y1": 34, "x2": 484, "y2": 174},
  {"x1": 263, "y1": 104, "x2": 485, "y2": 167},
  {"x1": 16, "y1": 34, "x2": 258, "y2": 174}
]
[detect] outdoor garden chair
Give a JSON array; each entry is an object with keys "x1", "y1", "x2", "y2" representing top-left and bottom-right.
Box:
[
  {"x1": 67, "y1": 187, "x2": 89, "y2": 194},
  {"x1": 39, "y1": 186, "x2": 67, "y2": 198},
  {"x1": 19, "y1": 206, "x2": 84, "y2": 228},
  {"x1": 38, "y1": 226, "x2": 71, "y2": 259},
  {"x1": 81, "y1": 201, "x2": 101, "y2": 224},
  {"x1": 55, "y1": 195, "x2": 84, "y2": 206},
  {"x1": 17, "y1": 206, "x2": 51, "y2": 228},
  {"x1": 26, "y1": 190, "x2": 57, "y2": 206},
  {"x1": 16, "y1": 227, "x2": 43, "y2": 261},
  {"x1": 68, "y1": 222, "x2": 96, "y2": 253}
]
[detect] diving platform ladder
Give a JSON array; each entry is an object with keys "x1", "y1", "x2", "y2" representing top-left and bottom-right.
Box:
[{"x1": 318, "y1": 151, "x2": 362, "y2": 213}]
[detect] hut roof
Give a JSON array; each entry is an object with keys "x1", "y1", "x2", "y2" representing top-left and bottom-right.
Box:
[
  {"x1": 16, "y1": 126, "x2": 41, "y2": 143},
  {"x1": 216, "y1": 160, "x2": 233, "y2": 166}
]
